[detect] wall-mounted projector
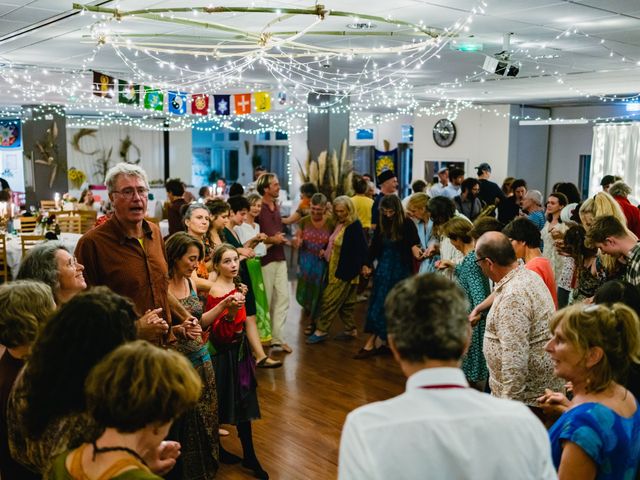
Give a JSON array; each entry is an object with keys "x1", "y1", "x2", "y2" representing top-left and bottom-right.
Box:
[{"x1": 482, "y1": 55, "x2": 520, "y2": 77}]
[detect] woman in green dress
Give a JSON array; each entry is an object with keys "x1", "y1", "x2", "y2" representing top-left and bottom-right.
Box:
[{"x1": 437, "y1": 217, "x2": 491, "y2": 390}]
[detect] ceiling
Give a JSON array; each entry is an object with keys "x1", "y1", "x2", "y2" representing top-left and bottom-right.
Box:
[{"x1": 0, "y1": 0, "x2": 638, "y2": 116}]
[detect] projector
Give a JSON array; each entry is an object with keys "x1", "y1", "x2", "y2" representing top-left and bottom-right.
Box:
[{"x1": 482, "y1": 55, "x2": 519, "y2": 77}]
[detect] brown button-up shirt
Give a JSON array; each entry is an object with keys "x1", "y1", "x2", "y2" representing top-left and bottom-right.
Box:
[{"x1": 75, "y1": 215, "x2": 172, "y2": 330}]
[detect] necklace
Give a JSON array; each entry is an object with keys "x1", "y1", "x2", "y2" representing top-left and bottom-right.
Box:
[{"x1": 92, "y1": 440, "x2": 148, "y2": 466}]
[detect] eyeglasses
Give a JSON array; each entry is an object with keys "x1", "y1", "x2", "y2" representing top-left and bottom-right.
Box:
[
  {"x1": 112, "y1": 187, "x2": 149, "y2": 199},
  {"x1": 474, "y1": 256, "x2": 490, "y2": 265}
]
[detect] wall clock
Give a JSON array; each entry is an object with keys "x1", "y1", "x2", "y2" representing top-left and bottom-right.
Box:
[{"x1": 432, "y1": 119, "x2": 456, "y2": 147}]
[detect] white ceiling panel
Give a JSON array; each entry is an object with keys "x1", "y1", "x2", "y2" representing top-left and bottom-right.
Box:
[{"x1": 0, "y1": 0, "x2": 636, "y2": 108}]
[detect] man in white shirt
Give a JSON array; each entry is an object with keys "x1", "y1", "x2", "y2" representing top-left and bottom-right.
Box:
[
  {"x1": 428, "y1": 166, "x2": 449, "y2": 197},
  {"x1": 443, "y1": 167, "x2": 464, "y2": 199},
  {"x1": 339, "y1": 273, "x2": 557, "y2": 480}
]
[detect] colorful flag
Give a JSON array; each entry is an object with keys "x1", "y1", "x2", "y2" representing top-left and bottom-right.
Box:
[
  {"x1": 191, "y1": 94, "x2": 209, "y2": 115},
  {"x1": 118, "y1": 80, "x2": 139, "y2": 105},
  {"x1": 92, "y1": 71, "x2": 114, "y2": 98},
  {"x1": 234, "y1": 93, "x2": 252, "y2": 115},
  {"x1": 213, "y1": 95, "x2": 230, "y2": 116},
  {"x1": 254, "y1": 92, "x2": 271, "y2": 112},
  {"x1": 168, "y1": 91, "x2": 187, "y2": 115},
  {"x1": 143, "y1": 87, "x2": 164, "y2": 111}
]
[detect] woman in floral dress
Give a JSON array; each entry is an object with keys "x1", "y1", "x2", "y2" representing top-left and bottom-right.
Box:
[
  {"x1": 438, "y1": 217, "x2": 491, "y2": 389},
  {"x1": 293, "y1": 193, "x2": 334, "y2": 335}
]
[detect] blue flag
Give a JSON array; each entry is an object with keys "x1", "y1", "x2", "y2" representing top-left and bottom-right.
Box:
[
  {"x1": 213, "y1": 95, "x2": 231, "y2": 115},
  {"x1": 168, "y1": 91, "x2": 187, "y2": 115}
]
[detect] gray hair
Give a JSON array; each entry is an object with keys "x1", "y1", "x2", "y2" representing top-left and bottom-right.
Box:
[
  {"x1": 182, "y1": 202, "x2": 208, "y2": 222},
  {"x1": 525, "y1": 189, "x2": 543, "y2": 206},
  {"x1": 105, "y1": 163, "x2": 149, "y2": 194},
  {"x1": 609, "y1": 181, "x2": 632, "y2": 198},
  {"x1": 385, "y1": 273, "x2": 469, "y2": 362},
  {"x1": 17, "y1": 242, "x2": 69, "y2": 296},
  {"x1": 333, "y1": 195, "x2": 357, "y2": 224},
  {"x1": 311, "y1": 192, "x2": 328, "y2": 206}
]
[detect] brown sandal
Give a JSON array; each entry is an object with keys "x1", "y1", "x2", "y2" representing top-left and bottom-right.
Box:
[{"x1": 303, "y1": 323, "x2": 315, "y2": 335}]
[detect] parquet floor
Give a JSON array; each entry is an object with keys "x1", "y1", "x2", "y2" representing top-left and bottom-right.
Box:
[{"x1": 217, "y1": 284, "x2": 406, "y2": 480}]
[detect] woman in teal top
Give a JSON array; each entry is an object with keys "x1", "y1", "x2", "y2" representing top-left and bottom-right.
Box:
[
  {"x1": 49, "y1": 341, "x2": 202, "y2": 480},
  {"x1": 541, "y1": 303, "x2": 640, "y2": 480}
]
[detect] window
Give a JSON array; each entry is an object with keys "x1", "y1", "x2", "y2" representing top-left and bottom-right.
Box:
[
  {"x1": 254, "y1": 145, "x2": 289, "y2": 191},
  {"x1": 351, "y1": 146, "x2": 375, "y2": 176},
  {"x1": 192, "y1": 147, "x2": 238, "y2": 187}
]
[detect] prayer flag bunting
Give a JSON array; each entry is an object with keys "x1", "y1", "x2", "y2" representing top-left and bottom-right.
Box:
[
  {"x1": 254, "y1": 92, "x2": 271, "y2": 112},
  {"x1": 213, "y1": 95, "x2": 230, "y2": 116},
  {"x1": 118, "y1": 80, "x2": 139, "y2": 105},
  {"x1": 92, "y1": 71, "x2": 114, "y2": 98},
  {"x1": 143, "y1": 87, "x2": 164, "y2": 111},
  {"x1": 168, "y1": 91, "x2": 187, "y2": 115},
  {"x1": 234, "y1": 93, "x2": 252, "y2": 115},
  {"x1": 191, "y1": 94, "x2": 209, "y2": 115}
]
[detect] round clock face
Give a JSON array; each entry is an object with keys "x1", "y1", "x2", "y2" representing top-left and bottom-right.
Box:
[{"x1": 433, "y1": 119, "x2": 456, "y2": 147}]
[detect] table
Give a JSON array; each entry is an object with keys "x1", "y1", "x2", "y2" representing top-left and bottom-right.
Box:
[{"x1": 6, "y1": 232, "x2": 83, "y2": 279}]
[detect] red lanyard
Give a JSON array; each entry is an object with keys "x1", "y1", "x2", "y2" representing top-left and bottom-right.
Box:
[{"x1": 420, "y1": 384, "x2": 466, "y2": 390}]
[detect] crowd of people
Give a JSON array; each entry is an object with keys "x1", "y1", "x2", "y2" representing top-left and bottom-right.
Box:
[{"x1": 1, "y1": 161, "x2": 640, "y2": 479}]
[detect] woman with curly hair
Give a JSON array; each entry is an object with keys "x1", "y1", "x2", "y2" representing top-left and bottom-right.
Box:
[
  {"x1": 7, "y1": 288, "x2": 139, "y2": 476},
  {"x1": 17, "y1": 243, "x2": 86, "y2": 305},
  {"x1": 562, "y1": 225, "x2": 610, "y2": 304},
  {"x1": 0, "y1": 281, "x2": 55, "y2": 480},
  {"x1": 49, "y1": 341, "x2": 202, "y2": 479}
]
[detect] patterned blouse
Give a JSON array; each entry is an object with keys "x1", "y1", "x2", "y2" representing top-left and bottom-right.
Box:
[{"x1": 483, "y1": 265, "x2": 563, "y2": 405}]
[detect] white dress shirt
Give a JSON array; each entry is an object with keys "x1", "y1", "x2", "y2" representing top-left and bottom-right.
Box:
[{"x1": 339, "y1": 368, "x2": 557, "y2": 480}]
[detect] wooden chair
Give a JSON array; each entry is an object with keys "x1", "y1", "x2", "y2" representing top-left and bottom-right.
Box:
[
  {"x1": 18, "y1": 216, "x2": 37, "y2": 233},
  {"x1": 56, "y1": 214, "x2": 81, "y2": 234},
  {"x1": 40, "y1": 200, "x2": 57, "y2": 211},
  {"x1": 21, "y1": 234, "x2": 45, "y2": 256},
  {"x1": 0, "y1": 235, "x2": 9, "y2": 283},
  {"x1": 78, "y1": 210, "x2": 98, "y2": 233}
]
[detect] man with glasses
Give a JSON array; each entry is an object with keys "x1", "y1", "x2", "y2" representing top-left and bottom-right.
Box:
[
  {"x1": 76, "y1": 163, "x2": 192, "y2": 345},
  {"x1": 474, "y1": 231, "x2": 561, "y2": 411}
]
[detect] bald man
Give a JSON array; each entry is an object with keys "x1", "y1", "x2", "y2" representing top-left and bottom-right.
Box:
[{"x1": 474, "y1": 232, "x2": 561, "y2": 408}]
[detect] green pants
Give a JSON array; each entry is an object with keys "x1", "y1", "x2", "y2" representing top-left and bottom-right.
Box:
[{"x1": 315, "y1": 280, "x2": 357, "y2": 334}]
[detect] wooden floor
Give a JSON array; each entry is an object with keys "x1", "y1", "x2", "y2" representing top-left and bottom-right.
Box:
[{"x1": 217, "y1": 285, "x2": 406, "y2": 480}]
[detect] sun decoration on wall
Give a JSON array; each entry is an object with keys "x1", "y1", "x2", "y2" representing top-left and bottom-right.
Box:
[{"x1": 375, "y1": 155, "x2": 395, "y2": 177}]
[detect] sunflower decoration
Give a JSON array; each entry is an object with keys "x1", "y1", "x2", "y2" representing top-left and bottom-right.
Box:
[
  {"x1": 67, "y1": 167, "x2": 87, "y2": 189},
  {"x1": 375, "y1": 155, "x2": 395, "y2": 178}
]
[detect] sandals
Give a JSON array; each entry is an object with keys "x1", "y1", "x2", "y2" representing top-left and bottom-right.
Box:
[
  {"x1": 303, "y1": 323, "x2": 315, "y2": 335},
  {"x1": 256, "y1": 356, "x2": 283, "y2": 368}
]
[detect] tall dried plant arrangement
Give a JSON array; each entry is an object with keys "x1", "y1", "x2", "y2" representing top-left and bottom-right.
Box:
[{"x1": 296, "y1": 139, "x2": 353, "y2": 200}]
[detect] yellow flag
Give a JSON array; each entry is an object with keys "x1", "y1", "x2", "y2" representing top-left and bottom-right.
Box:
[{"x1": 254, "y1": 92, "x2": 271, "y2": 112}]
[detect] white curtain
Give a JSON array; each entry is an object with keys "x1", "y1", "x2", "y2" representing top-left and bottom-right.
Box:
[
  {"x1": 590, "y1": 123, "x2": 640, "y2": 197},
  {"x1": 66, "y1": 125, "x2": 164, "y2": 186}
]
